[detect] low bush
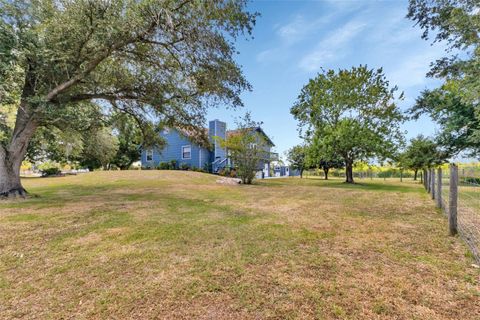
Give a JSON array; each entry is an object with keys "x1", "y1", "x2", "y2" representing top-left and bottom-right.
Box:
[
  {"x1": 179, "y1": 163, "x2": 190, "y2": 170},
  {"x1": 158, "y1": 162, "x2": 170, "y2": 170},
  {"x1": 41, "y1": 167, "x2": 62, "y2": 177}
]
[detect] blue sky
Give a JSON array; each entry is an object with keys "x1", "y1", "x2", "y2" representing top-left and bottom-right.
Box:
[{"x1": 206, "y1": 0, "x2": 446, "y2": 159}]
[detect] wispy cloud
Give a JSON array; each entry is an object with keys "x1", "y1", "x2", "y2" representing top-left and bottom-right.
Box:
[
  {"x1": 298, "y1": 20, "x2": 367, "y2": 72},
  {"x1": 275, "y1": 14, "x2": 333, "y2": 45},
  {"x1": 387, "y1": 50, "x2": 443, "y2": 90}
]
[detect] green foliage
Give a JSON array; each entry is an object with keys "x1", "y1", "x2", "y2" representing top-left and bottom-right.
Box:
[
  {"x1": 110, "y1": 113, "x2": 143, "y2": 170},
  {"x1": 80, "y1": 128, "x2": 119, "y2": 170},
  {"x1": 40, "y1": 167, "x2": 62, "y2": 177},
  {"x1": 218, "y1": 113, "x2": 268, "y2": 184},
  {"x1": 398, "y1": 135, "x2": 445, "y2": 180},
  {"x1": 411, "y1": 82, "x2": 480, "y2": 157},
  {"x1": 158, "y1": 162, "x2": 170, "y2": 170},
  {"x1": 291, "y1": 66, "x2": 404, "y2": 183},
  {"x1": 179, "y1": 163, "x2": 190, "y2": 171},
  {"x1": 408, "y1": 1, "x2": 480, "y2": 156},
  {"x1": 286, "y1": 145, "x2": 308, "y2": 177},
  {"x1": 0, "y1": 0, "x2": 256, "y2": 192},
  {"x1": 306, "y1": 141, "x2": 344, "y2": 179},
  {"x1": 156, "y1": 160, "x2": 179, "y2": 170},
  {"x1": 408, "y1": 0, "x2": 480, "y2": 99}
]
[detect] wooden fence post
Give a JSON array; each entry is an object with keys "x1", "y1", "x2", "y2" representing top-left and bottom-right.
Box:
[
  {"x1": 430, "y1": 168, "x2": 435, "y2": 200},
  {"x1": 436, "y1": 168, "x2": 442, "y2": 208},
  {"x1": 427, "y1": 169, "x2": 431, "y2": 193},
  {"x1": 424, "y1": 169, "x2": 427, "y2": 189},
  {"x1": 449, "y1": 164, "x2": 458, "y2": 236},
  {"x1": 425, "y1": 169, "x2": 427, "y2": 189}
]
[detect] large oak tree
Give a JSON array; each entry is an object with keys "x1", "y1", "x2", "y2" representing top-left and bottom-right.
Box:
[
  {"x1": 291, "y1": 66, "x2": 404, "y2": 183},
  {"x1": 0, "y1": 0, "x2": 255, "y2": 197}
]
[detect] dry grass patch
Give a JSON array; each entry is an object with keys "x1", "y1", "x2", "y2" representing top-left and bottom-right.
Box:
[{"x1": 0, "y1": 171, "x2": 479, "y2": 319}]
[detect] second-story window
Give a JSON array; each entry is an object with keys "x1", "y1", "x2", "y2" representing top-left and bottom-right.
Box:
[{"x1": 182, "y1": 145, "x2": 191, "y2": 159}]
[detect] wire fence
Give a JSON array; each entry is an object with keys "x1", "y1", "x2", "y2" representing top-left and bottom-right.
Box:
[{"x1": 424, "y1": 165, "x2": 480, "y2": 264}]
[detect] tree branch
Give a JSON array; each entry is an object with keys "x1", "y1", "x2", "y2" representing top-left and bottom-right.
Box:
[{"x1": 45, "y1": 14, "x2": 162, "y2": 102}]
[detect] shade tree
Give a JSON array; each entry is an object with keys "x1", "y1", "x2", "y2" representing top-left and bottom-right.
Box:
[
  {"x1": 0, "y1": 0, "x2": 256, "y2": 198},
  {"x1": 291, "y1": 66, "x2": 404, "y2": 183},
  {"x1": 398, "y1": 135, "x2": 446, "y2": 180}
]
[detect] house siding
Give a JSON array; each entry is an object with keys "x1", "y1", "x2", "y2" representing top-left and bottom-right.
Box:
[{"x1": 141, "y1": 129, "x2": 210, "y2": 169}]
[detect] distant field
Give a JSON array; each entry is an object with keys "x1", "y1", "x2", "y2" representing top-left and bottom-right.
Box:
[{"x1": 0, "y1": 171, "x2": 479, "y2": 319}]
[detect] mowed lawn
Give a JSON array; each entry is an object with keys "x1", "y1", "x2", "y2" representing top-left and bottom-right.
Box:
[{"x1": 1, "y1": 171, "x2": 479, "y2": 319}]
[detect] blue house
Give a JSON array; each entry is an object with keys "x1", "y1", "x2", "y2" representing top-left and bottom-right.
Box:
[{"x1": 141, "y1": 119, "x2": 278, "y2": 177}]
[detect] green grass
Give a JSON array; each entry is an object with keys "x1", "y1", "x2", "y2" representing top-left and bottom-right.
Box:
[{"x1": 0, "y1": 171, "x2": 478, "y2": 319}]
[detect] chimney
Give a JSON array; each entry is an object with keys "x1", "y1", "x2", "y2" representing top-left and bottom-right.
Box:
[{"x1": 208, "y1": 119, "x2": 227, "y2": 161}]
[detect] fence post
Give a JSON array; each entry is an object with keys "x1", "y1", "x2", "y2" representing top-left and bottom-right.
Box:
[
  {"x1": 430, "y1": 168, "x2": 435, "y2": 200},
  {"x1": 427, "y1": 169, "x2": 431, "y2": 193},
  {"x1": 449, "y1": 164, "x2": 458, "y2": 236},
  {"x1": 424, "y1": 169, "x2": 427, "y2": 189},
  {"x1": 436, "y1": 168, "x2": 442, "y2": 208}
]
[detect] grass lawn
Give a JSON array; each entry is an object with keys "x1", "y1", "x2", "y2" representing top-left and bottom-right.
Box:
[{"x1": 1, "y1": 171, "x2": 479, "y2": 319}]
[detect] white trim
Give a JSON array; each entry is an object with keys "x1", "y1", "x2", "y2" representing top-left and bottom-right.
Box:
[{"x1": 181, "y1": 145, "x2": 191, "y2": 160}]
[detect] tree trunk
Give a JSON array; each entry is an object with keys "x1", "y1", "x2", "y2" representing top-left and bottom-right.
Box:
[
  {"x1": 345, "y1": 161, "x2": 354, "y2": 183},
  {"x1": 414, "y1": 169, "x2": 418, "y2": 181},
  {"x1": 0, "y1": 100, "x2": 38, "y2": 199},
  {"x1": 300, "y1": 169, "x2": 303, "y2": 178},
  {"x1": 0, "y1": 154, "x2": 26, "y2": 198},
  {"x1": 323, "y1": 168, "x2": 329, "y2": 180}
]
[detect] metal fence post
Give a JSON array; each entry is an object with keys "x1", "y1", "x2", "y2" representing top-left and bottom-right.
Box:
[
  {"x1": 430, "y1": 168, "x2": 435, "y2": 200},
  {"x1": 436, "y1": 168, "x2": 442, "y2": 208},
  {"x1": 449, "y1": 164, "x2": 458, "y2": 236}
]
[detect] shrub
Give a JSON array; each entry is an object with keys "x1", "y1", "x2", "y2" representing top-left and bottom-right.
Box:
[
  {"x1": 170, "y1": 160, "x2": 177, "y2": 170},
  {"x1": 41, "y1": 167, "x2": 62, "y2": 177},
  {"x1": 158, "y1": 162, "x2": 170, "y2": 170},
  {"x1": 462, "y1": 177, "x2": 480, "y2": 185},
  {"x1": 179, "y1": 163, "x2": 190, "y2": 170}
]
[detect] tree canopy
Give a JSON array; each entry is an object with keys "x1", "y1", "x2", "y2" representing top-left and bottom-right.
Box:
[
  {"x1": 291, "y1": 65, "x2": 404, "y2": 183},
  {"x1": 0, "y1": 0, "x2": 256, "y2": 197},
  {"x1": 398, "y1": 135, "x2": 445, "y2": 180},
  {"x1": 408, "y1": 0, "x2": 480, "y2": 100},
  {"x1": 286, "y1": 145, "x2": 307, "y2": 178},
  {"x1": 411, "y1": 82, "x2": 480, "y2": 157}
]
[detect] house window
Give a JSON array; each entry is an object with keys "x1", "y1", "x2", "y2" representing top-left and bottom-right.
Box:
[
  {"x1": 146, "y1": 149, "x2": 153, "y2": 161},
  {"x1": 182, "y1": 145, "x2": 191, "y2": 159}
]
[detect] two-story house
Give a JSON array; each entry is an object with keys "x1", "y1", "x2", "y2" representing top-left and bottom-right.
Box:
[{"x1": 141, "y1": 119, "x2": 278, "y2": 177}]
